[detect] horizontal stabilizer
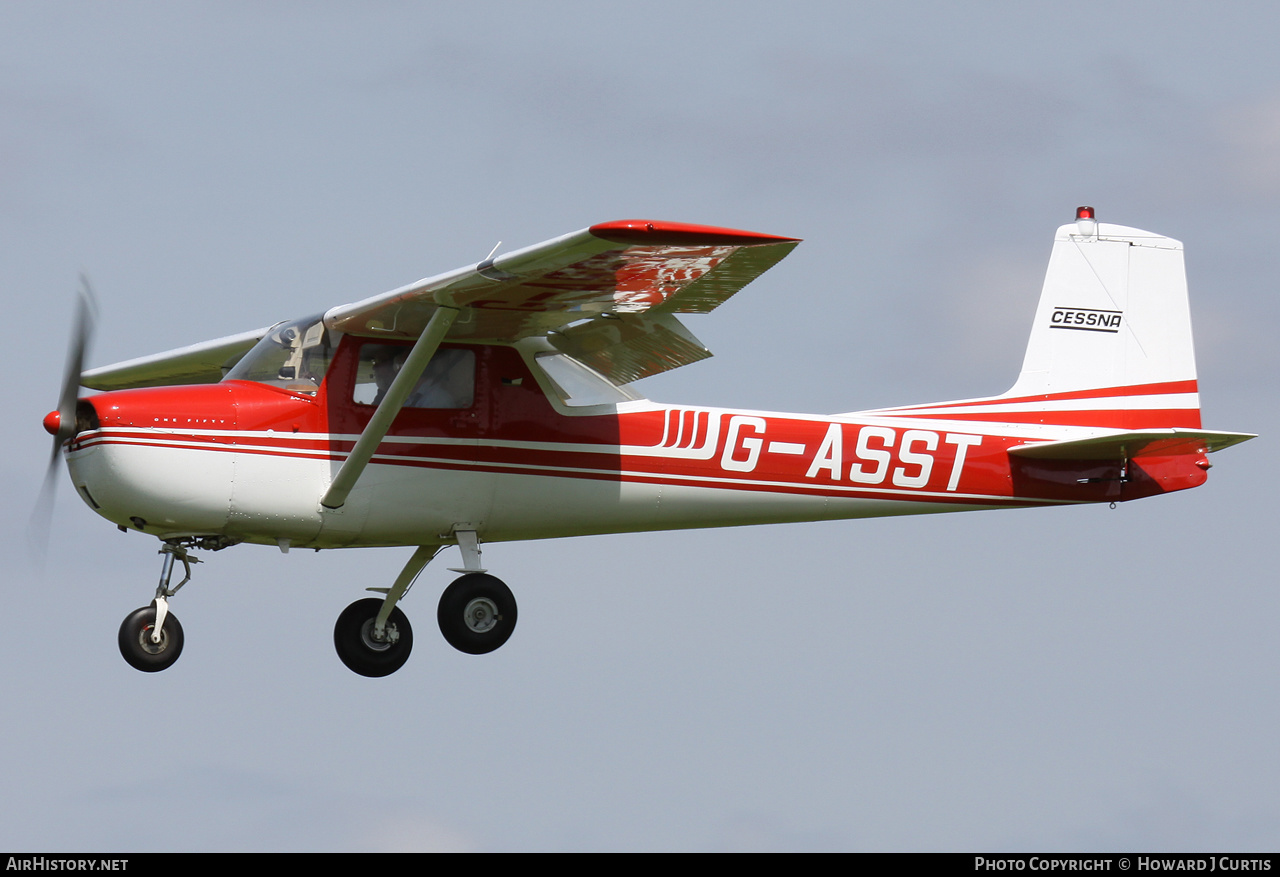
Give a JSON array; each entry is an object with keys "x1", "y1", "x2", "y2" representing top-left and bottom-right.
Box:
[{"x1": 1009, "y1": 428, "x2": 1256, "y2": 460}]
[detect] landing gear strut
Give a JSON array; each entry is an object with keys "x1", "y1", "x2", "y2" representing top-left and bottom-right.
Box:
[
  {"x1": 436, "y1": 528, "x2": 517, "y2": 655},
  {"x1": 118, "y1": 542, "x2": 199, "y2": 672},
  {"x1": 333, "y1": 544, "x2": 437, "y2": 677}
]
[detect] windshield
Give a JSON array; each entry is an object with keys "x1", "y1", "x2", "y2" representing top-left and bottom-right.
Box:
[{"x1": 223, "y1": 314, "x2": 335, "y2": 395}]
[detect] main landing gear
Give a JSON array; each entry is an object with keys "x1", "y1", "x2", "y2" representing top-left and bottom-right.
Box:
[
  {"x1": 333, "y1": 598, "x2": 414, "y2": 678},
  {"x1": 118, "y1": 542, "x2": 198, "y2": 672},
  {"x1": 437, "y1": 573, "x2": 517, "y2": 655},
  {"x1": 332, "y1": 530, "x2": 518, "y2": 677}
]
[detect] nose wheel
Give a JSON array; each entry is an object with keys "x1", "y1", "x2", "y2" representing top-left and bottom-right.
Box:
[{"x1": 118, "y1": 602, "x2": 185, "y2": 672}]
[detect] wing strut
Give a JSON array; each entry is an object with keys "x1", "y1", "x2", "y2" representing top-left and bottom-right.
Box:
[{"x1": 321, "y1": 306, "x2": 460, "y2": 510}]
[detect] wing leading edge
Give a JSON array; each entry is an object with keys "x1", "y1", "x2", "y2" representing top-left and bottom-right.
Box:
[
  {"x1": 80, "y1": 326, "x2": 271, "y2": 392},
  {"x1": 79, "y1": 220, "x2": 799, "y2": 390}
]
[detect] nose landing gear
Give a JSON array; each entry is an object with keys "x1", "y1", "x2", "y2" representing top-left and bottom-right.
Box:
[{"x1": 118, "y1": 542, "x2": 199, "y2": 672}]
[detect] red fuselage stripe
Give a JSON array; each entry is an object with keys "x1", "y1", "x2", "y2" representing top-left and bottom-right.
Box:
[
  {"x1": 73, "y1": 432, "x2": 1056, "y2": 508},
  {"x1": 882, "y1": 380, "x2": 1198, "y2": 412}
]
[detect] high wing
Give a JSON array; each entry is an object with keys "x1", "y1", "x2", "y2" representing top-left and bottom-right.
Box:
[
  {"x1": 81, "y1": 327, "x2": 271, "y2": 391},
  {"x1": 325, "y1": 219, "x2": 798, "y2": 383},
  {"x1": 81, "y1": 220, "x2": 799, "y2": 391}
]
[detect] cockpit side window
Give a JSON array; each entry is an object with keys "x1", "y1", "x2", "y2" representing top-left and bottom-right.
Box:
[
  {"x1": 223, "y1": 314, "x2": 335, "y2": 395},
  {"x1": 353, "y1": 344, "x2": 475, "y2": 409}
]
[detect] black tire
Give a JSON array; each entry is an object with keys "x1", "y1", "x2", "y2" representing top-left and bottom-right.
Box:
[
  {"x1": 333, "y1": 598, "x2": 413, "y2": 677},
  {"x1": 437, "y1": 573, "x2": 517, "y2": 655},
  {"x1": 118, "y1": 603, "x2": 184, "y2": 672}
]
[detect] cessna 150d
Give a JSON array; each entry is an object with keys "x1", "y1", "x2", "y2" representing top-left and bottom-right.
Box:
[{"x1": 42, "y1": 209, "x2": 1253, "y2": 676}]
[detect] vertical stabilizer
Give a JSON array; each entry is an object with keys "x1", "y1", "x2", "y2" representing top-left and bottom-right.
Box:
[
  {"x1": 1006, "y1": 211, "x2": 1199, "y2": 429},
  {"x1": 866, "y1": 210, "x2": 1203, "y2": 429}
]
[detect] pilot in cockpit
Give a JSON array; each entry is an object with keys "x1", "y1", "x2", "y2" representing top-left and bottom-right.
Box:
[
  {"x1": 406, "y1": 350, "x2": 472, "y2": 408},
  {"x1": 363, "y1": 346, "x2": 474, "y2": 409},
  {"x1": 370, "y1": 350, "x2": 404, "y2": 406}
]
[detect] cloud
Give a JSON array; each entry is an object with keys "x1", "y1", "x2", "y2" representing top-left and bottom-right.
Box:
[{"x1": 1218, "y1": 95, "x2": 1280, "y2": 194}]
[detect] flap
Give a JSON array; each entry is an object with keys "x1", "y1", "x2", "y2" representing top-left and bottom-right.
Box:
[{"x1": 549, "y1": 311, "x2": 712, "y2": 384}]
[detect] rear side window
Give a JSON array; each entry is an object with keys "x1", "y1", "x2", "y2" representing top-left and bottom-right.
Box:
[{"x1": 535, "y1": 352, "x2": 642, "y2": 407}]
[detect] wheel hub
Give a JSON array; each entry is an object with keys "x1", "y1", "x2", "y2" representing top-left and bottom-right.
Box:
[
  {"x1": 137, "y1": 625, "x2": 167, "y2": 655},
  {"x1": 359, "y1": 618, "x2": 398, "y2": 651},
  {"x1": 463, "y1": 597, "x2": 499, "y2": 634}
]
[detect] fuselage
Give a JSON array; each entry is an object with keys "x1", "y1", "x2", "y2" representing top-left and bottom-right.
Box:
[{"x1": 63, "y1": 335, "x2": 1207, "y2": 550}]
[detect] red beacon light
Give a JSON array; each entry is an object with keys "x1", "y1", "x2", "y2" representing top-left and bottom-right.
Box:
[{"x1": 1074, "y1": 205, "x2": 1098, "y2": 237}]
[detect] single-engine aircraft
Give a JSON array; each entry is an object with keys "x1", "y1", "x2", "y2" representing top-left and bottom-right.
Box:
[{"x1": 41, "y1": 208, "x2": 1254, "y2": 676}]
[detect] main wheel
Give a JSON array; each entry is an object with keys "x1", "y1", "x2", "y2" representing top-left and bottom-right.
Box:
[
  {"x1": 118, "y1": 603, "x2": 185, "y2": 672},
  {"x1": 333, "y1": 598, "x2": 413, "y2": 677},
  {"x1": 437, "y1": 573, "x2": 517, "y2": 655}
]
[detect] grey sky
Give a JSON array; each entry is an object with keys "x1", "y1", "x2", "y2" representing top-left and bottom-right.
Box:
[{"x1": 2, "y1": 1, "x2": 1276, "y2": 851}]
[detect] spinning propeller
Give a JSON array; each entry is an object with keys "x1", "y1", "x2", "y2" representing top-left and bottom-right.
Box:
[{"x1": 32, "y1": 280, "x2": 96, "y2": 557}]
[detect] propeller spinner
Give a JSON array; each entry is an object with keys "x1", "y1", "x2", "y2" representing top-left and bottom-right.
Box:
[{"x1": 32, "y1": 282, "x2": 96, "y2": 555}]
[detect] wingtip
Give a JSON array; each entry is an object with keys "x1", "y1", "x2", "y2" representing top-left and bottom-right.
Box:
[{"x1": 589, "y1": 220, "x2": 801, "y2": 246}]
